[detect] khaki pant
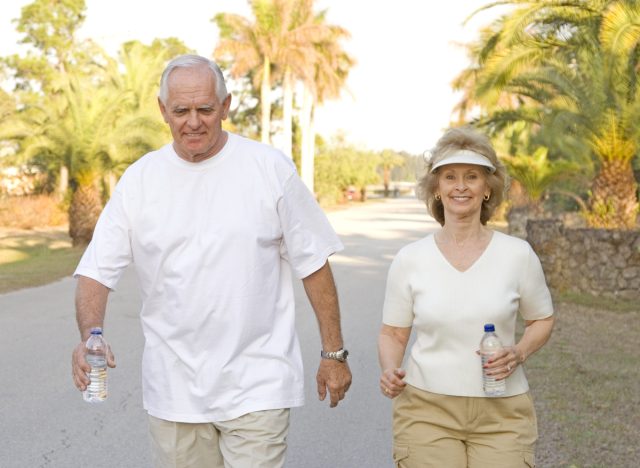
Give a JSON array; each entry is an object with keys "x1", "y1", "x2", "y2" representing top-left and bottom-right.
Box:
[
  {"x1": 392, "y1": 385, "x2": 537, "y2": 468},
  {"x1": 148, "y1": 409, "x2": 290, "y2": 468}
]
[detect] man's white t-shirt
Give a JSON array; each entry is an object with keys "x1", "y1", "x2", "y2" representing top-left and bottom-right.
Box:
[
  {"x1": 383, "y1": 231, "x2": 553, "y2": 397},
  {"x1": 75, "y1": 133, "x2": 343, "y2": 422}
]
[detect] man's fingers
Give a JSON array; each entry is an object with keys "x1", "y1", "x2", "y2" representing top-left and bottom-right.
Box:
[
  {"x1": 107, "y1": 350, "x2": 117, "y2": 368},
  {"x1": 72, "y1": 343, "x2": 91, "y2": 391},
  {"x1": 317, "y1": 379, "x2": 327, "y2": 401},
  {"x1": 329, "y1": 388, "x2": 345, "y2": 408}
]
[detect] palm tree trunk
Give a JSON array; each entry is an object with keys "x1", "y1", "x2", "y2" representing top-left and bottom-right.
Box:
[
  {"x1": 58, "y1": 165, "x2": 69, "y2": 198},
  {"x1": 69, "y1": 181, "x2": 103, "y2": 246},
  {"x1": 300, "y1": 83, "x2": 314, "y2": 193},
  {"x1": 261, "y1": 57, "x2": 271, "y2": 144},
  {"x1": 282, "y1": 67, "x2": 293, "y2": 158},
  {"x1": 106, "y1": 171, "x2": 117, "y2": 197},
  {"x1": 383, "y1": 167, "x2": 391, "y2": 197},
  {"x1": 587, "y1": 159, "x2": 638, "y2": 229}
]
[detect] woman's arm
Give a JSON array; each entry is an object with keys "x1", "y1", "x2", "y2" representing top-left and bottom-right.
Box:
[
  {"x1": 486, "y1": 315, "x2": 555, "y2": 379},
  {"x1": 378, "y1": 324, "x2": 412, "y2": 398}
]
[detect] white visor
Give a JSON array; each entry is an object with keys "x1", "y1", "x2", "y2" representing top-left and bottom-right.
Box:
[{"x1": 430, "y1": 149, "x2": 496, "y2": 173}]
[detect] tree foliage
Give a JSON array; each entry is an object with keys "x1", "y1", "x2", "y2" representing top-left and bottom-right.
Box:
[
  {"x1": 314, "y1": 136, "x2": 380, "y2": 204},
  {"x1": 455, "y1": 0, "x2": 640, "y2": 228},
  {"x1": 0, "y1": 0, "x2": 189, "y2": 244}
]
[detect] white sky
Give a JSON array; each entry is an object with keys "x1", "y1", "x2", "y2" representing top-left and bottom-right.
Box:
[{"x1": 0, "y1": 0, "x2": 506, "y2": 155}]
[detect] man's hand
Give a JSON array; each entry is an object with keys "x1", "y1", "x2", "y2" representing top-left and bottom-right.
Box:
[
  {"x1": 316, "y1": 359, "x2": 352, "y2": 408},
  {"x1": 71, "y1": 342, "x2": 116, "y2": 392}
]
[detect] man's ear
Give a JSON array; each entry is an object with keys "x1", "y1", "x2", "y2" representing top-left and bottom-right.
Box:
[
  {"x1": 158, "y1": 97, "x2": 169, "y2": 123},
  {"x1": 221, "y1": 94, "x2": 232, "y2": 120}
]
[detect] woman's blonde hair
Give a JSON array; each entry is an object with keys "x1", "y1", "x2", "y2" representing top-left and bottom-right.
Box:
[{"x1": 417, "y1": 127, "x2": 507, "y2": 225}]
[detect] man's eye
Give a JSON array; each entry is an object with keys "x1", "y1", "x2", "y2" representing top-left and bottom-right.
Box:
[
  {"x1": 199, "y1": 108, "x2": 214, "y2": 115},
  {"x1": 173, "y1": 109, "x2": 187, "y2": 115}
]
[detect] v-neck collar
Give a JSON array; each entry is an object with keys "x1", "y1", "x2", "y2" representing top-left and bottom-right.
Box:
[{"x1": 431, "y1": 230, "x2": 495, "y2": 273}]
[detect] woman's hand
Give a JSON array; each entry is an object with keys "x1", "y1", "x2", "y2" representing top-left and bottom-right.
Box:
[
  {"x1": 480, "y1": 316, "x2": 555, "y2": 380},
  {"x1": 378, "y1": 324, "x2": 411, "y2": 398},
  {"x1": 380, "y1": 368, "x2": 407, "y2": 398},
  {"x1": 479, "y1": 346, "x2": 524, "y2": 380}
]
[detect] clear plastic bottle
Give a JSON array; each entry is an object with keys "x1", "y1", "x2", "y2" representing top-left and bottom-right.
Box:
[
  {"x1": 83, "y1": 327, "x2": 108, "y2": 403},
  {"x1": 480, "y1": 323, "x2": 506, "y2": 396}
]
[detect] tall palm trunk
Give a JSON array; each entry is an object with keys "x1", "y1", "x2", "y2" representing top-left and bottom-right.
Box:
[
  {"x1": 282, "y1": 67, "x2": 293, "y2": 158},
  {"x1": 587, "y1": 159, "x2": 638, "y2": 229},
  {"x1": 261, "y1": 57, "x2": 271, "y2": 144},
  {"x1": 58, "y1": 165, "x2": 69, "y2": 198},
  {"x1": 383, "y1": 167, "x2": 391, "y2": 197},
  {"x1": 300, "y1": 83, "x2": 314, "y2": 194},
  {"x1": 69, "y1": 177, "x2": 103, "y2": 246}
]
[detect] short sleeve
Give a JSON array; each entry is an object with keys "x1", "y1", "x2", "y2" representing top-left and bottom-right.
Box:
[
  {"x1": 518, "y1": 244, "x2": 554, "y2": 320},
  {"x1": 73, "y1": 180, "x2": 133, "y2": 290},
  {"x1": 382, "y1": 252, "x2": 415, "y2": 327},
  {"x1": 277, "y1": 174, "x2": 343, "y2": 279}
]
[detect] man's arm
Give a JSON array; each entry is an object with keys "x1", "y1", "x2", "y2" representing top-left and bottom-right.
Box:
[
  {"x1": 71, "y1": 275, "x2": 115, "y2": 392},
  {"x1": 302, "y1": 261, "x2": 351, "y2": 408}
]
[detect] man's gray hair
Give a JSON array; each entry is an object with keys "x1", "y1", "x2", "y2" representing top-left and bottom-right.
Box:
[{"x1": 158, "y1": 54, "x2": 229, "y2": 103}]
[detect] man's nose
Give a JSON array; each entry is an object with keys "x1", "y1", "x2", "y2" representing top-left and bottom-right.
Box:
[{"x1": 187, "y1": 110, "x2": 201, "y2": 128}]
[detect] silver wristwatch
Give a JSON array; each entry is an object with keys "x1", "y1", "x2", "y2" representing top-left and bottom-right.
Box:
[{"x1": 320, "y1": 348, "x2": 349, "y2": 362}]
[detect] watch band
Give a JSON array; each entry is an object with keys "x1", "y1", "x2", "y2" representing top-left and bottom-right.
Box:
[{"x1": 320, "y1": 348, "x2": 349, "y2": 362}]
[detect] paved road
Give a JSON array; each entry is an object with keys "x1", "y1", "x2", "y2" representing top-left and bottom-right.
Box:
[{"x1": 0, "y1": 197, "x2": 438, "y2": 468}]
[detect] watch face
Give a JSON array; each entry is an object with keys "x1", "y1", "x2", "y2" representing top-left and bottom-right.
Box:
[{"x1": 336, "y1": 349, "x2": 348, "y2": 361}]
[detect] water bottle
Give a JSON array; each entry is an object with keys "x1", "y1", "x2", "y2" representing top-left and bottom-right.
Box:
[
  {"x1": 83, "y1": 327, "x2": 108, "y2": 403},
  {"x1": 480, "y1": 323, "x2": 506, "y2": 396}
]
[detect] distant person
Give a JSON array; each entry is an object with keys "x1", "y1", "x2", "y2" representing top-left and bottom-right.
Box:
[
  {"x1": 71, "y1": 54, "x2": 351, "y2": 468},
  {"x1": 378, "y1": 127, "x2": 554, "y2": 467}
]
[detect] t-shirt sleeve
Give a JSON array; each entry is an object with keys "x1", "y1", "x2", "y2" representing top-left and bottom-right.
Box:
[
  {"x1": 518, "y1": 244, "x2": 554, "y2": 320},
  {"x1": 382, "y1": 252, "x2": 414, "y2": 327},
  {"x1": 278, "y1": 173, "x2": 344, "y2": 279},
  {"x1": 73, "y1": 181, "x2": 133, "y2": 290}
]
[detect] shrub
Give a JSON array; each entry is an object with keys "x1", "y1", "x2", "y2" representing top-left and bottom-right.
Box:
[{"x1": 0, "y1": 195, "x2": 68, "y2": 229}]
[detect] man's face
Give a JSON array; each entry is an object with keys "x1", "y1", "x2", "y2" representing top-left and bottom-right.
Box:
[{"x1": 158, "y1": 65, "x2": 231, "y2": 163}]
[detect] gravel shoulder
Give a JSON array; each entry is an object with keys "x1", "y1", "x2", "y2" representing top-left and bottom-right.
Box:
[{"x1": 529, "y1": 300, "x2": 640, "y2": 467}]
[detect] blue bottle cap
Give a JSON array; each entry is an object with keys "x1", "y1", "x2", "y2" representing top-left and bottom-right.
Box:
[
  {"x1": 484, "y1": 323, "x2": 495, "y2": 332},
  {"x1": 90, "y1": 327, "x2": 103, "y2": 335}
]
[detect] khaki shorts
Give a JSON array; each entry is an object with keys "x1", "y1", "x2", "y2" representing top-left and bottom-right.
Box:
[
  {"x1": 392, "y1": 385, "x2": 537, "y2": 468},
  {"x1": 148, "y1": 409, "x2": 290, "y2": 468}
]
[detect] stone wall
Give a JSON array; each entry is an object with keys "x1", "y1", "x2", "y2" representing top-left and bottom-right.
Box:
[{"x1": 526, "y1": 220, "x2": 640, "y2": 300}]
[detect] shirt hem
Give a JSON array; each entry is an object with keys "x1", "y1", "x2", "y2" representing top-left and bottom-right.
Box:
[
  {"x1": 144, "y1": 397, "x2": 305, "y2": 423},
  {"x1": 73, "y1": 267, "x2": 116, "y2": 290},
  {"x1": 405, "y1": 379, "x2": 530, "y2": 398},
  {"x1": 295, "y1": 243, "x2": 344, "y2": 279}
]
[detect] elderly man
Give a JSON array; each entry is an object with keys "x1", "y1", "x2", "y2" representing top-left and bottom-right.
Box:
[{"x1": 71, "y1": 54, "x2": 351, "y2": 467}]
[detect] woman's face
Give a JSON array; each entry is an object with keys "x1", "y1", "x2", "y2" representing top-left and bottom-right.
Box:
[{"x1": 436, "y1": 163, "x2": 490, "y2": 222}]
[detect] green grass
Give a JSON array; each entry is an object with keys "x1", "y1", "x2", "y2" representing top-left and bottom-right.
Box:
[
  {"x1": 525, "y1": 301, "x2": 640, "y2": 467},
  {"x1": 0, "y1": 228, "x2": 84, "y2": 294}
]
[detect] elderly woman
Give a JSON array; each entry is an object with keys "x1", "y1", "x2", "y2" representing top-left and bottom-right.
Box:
[{"x1": 378, "y1": 127, "x2": 555, "y2": 467}]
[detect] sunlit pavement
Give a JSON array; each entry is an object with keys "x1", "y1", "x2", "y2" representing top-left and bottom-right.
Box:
[{"x1": 0, "y1": 196, "x2": 437, "y2": 468}]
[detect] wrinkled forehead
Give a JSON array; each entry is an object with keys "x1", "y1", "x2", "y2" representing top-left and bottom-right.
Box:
[{"x1": 166, "y1": 67, "x2": 218, "y2": 103}]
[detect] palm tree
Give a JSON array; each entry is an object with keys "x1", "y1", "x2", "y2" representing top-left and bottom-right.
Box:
[
  {"x1": 214, "y1": 0, "x2": 315, "y2": 148},
  {"x1": 455, "y1": 0, "x2": 640, "y2": 228},
  {"x1": 214, "y1": 0, "x2": 353, "y2": 167},
  {"x1": 2, "y1": 48, "x2": 179, "y2": 245},
  {"x1": 299, "y1": 19, "x2": 354, "y2": 193},
  {"x1": 378, "y1": 149, "x2": 404, "y2": 197}
]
